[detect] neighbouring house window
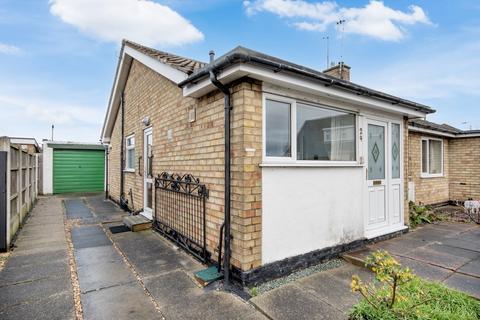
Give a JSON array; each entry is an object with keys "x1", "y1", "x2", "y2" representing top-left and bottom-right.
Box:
[
  {"x1": 297, "y1": 103, "x2": 355, "y2": 161},
  {"x1": 125, "y1": 135, "x2": 135, "y2": 170},
  {"x1": 421, "y1": 138, "x2": 443, "y2": 176},
  {"x1": 265, "y1": 99, "x2": 291, "y2": 157}
]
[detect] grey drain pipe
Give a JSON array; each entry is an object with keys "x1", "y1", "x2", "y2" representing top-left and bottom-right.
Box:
[{"x1": 208, "y1": 50, "x2": 232, "y2": 287}]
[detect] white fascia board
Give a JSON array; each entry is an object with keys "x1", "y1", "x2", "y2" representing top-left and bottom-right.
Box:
[
  {"x1": 182, "y1": 64, "x2": 428, "y2": 118},
  {"x1": 408, "y1": 126, "x2": 455, "y2": 138},
  {"x1": 123, "y1": 46, "x2": 187, "y2": 84},
  {"x1": 409, "y1": 126, "x2": 480, "y2": 138},
  {"x1": 101, "y1": 51, "x2": 130, "y2": 141}
]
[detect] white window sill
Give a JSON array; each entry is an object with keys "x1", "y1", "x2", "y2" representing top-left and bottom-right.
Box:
[
  {"x1": 260, "y1": 162, "x2": 363, "y2": 168},
  {"x1": 420, "y1": 173, "x2": 444, "y2": 179},
  {"x1": 123, "y1": 169, "x2": 135, "y2": 173}
]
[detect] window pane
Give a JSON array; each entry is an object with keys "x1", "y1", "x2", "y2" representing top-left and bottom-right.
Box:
[
  {"x1": 266, "y1": 99, "x2": 291, "y2": 157},
  {"x1": 429, "y1": 140, "x2": 442, "y2": 174},
  {"x1": 391, "y1": 123, "x2": 400, "y2": 179},
  {"x1": 421, "y1": 140, "x2": 428, "y2": 173},
  {"x1": 127, "y1": 149, "x2": 135, "y2": 169},
  {"x1": 368, "y1": 124, "x2": 385, "y2": 180},
  {"x1": 297, "y1": 103, "x2": 355, "y2": 161}
]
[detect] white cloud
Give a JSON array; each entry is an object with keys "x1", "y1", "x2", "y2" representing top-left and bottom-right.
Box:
[
  {"x1": 244, "y1": 0, "x2": 431, "y2": 41},
  {"x1": 0, "y1": 95, "x2": 103, "y2": 126},
  {"x1": 49, "y1": 0, "x2": 204, "y2": 47},
  {"x1": 0, "y1": 94, "x2": 104, "y2": 142},
  {"x1": 0, "y1": 42, "x2": 22, "y2": 55}
]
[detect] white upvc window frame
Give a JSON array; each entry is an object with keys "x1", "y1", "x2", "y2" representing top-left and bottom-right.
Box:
[
  {"x1": 420, "y1": 137, "x2": 443, "y2": 178},
  {"x1": 125, "y1": 134, "x2": 135, "y2": 172},
  {"x1": 262, "y1": 93, "x2": 360, "y2": 166}
]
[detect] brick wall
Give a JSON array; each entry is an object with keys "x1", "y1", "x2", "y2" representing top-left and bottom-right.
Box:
[
  {"x1": 449, "y1": 137, "x2": 480, "y2": 200},
  {"x1": 407, "y1": 131, "x2": 450, "y2": 205},
  {"x1": 107, "y1": 60, "x2": 263, "y2": 271}
]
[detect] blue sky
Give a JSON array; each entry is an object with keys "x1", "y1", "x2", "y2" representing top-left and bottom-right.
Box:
[{"x1": 1, "y1": 0, "x2": 479, "y2": 143}]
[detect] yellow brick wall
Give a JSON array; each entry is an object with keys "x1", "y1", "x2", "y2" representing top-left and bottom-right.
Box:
[
  {"x1": 449, "y1": 137, "x2": 480, "y2": 200},
  {"x1": 107, "y1": 60, "x2": 263, "y2": 271},
  {"x1": 407, "y1": 131, "x2": 450, "y2": 205}
]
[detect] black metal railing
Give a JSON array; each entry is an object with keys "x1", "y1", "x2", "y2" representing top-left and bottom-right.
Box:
[{"x1": 154, "y1": 172, "x2": 209, "y2": 263}]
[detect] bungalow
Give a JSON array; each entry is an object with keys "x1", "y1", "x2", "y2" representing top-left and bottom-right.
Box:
[
  {"x1": 101, "y1": 40, "x2": 434, "y2": 284},
  {"x1": 407, "y1": 119, "x2": 480, "y2": 205}
]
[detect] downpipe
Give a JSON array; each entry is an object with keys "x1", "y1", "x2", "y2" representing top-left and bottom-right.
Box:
[{"x1": 208, "y1": 51, "x2": 232, "y2": 287}]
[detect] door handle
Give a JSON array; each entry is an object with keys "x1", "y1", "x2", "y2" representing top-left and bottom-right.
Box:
[{"x1": 138, "y1": 156, "x2": 142, "y2": 176}]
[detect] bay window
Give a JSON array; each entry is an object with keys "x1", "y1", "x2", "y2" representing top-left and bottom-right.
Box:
[
  {"x1": 264, "y1": 97, "x2": 357, "y2": 163},
  {"x1": 421, "y1": 138, "x2": 443, "y2": 177}
]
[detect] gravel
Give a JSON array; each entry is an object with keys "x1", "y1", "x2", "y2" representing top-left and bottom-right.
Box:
[{"x1": 250, "y1": 259, "x2": 345, "y2": 296}]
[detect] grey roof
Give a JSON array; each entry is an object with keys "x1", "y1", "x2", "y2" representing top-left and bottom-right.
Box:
[
  {"x1": 124, "y1": 40, "x2": 206, "y2": 75},
  {"x1": 409, "y1": 119, "x2": 480, "y2": 135},
  {"x1": 179, "y1": 46, "x2": 435, "y2": 114}
]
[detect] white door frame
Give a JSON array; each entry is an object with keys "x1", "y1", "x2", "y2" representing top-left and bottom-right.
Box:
[
  {"x1": 141, "y1": 127, "x2": 153, "y2": 220},
  {"x1": 364, "y1": 117, "x2": 405, "y2": 238}
]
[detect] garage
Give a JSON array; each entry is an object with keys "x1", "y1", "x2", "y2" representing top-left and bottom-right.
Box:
[{"x1": 43, "y1": 142, "x2": 106, "y2": 194}]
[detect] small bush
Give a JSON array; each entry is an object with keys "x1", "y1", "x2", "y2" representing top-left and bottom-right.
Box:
[
  {"x1": 409, "y1": 202, "x2": 440, "y2": 228},
  {"x1": 350, "y1": 250, "x2": 480, "y2": 320}
]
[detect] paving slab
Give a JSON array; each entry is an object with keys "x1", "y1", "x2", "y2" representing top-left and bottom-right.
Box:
[
  {"x1": 0, "y1": 274, "x2": 71, "y2": 310},
  {"x1": 74, "y1": 246, "x2": 123, "y2": 267},
  {"x1": 1, "y1": 249, "x2": 67, "y2": 268},
  {"x1": 457, "y1": 258, "x2": 480, "y2": 278},
  {"x1": 251, "y1": 283, "x2": 343, "y2": 320},
  {"x1": 443, "y1": 273, "x2": 480, "y2": 299},
  {"x1": 81, "y1": 282, "x2": 161, "y2": 320},
  {"x1": 76, "y1": 259, "x2": 136, "y2": 293},
  {"x1": 459, "y1": 228, "x2": 480, "y2": 243},
  {"x1": 393, "y1": 255, "x2": 452, "y2": 281},
  {"x1": 403, "y1": 246, "x2": 470, "y2": 270},
  {"x1": 0, "y1": 258, "x2": 69, "y2": 287},
  {"x1": 426, "y1": 242, "x2": 480, "y2": 260},
  {"x1": 440, "y1": 237, "x2": 480, "y2": 252},
  {"x1": 296, "y1": 270, "x2": 359, "y2": 313},
  {"x1": 0, "y1": 291, "x2": 75, "y2": 320},
  {"x1": 143, "y1": 270, "x2": 200, "y2": 308},
  {"x1": 71, "y1": 226, "x2": 111, "y2": 249}
]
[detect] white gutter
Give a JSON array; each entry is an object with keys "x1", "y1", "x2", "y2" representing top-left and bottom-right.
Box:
[
  {"x1": 408, "y1": 125, "x2": 480, "y2": 138},
  {"x1": 183, "y1": 64, "x2": 428, "y2": 119}
]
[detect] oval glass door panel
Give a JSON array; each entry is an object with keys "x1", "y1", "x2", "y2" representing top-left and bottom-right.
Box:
[{"x1": 368, "y1": 124, "x2": 385, "y2": 180}]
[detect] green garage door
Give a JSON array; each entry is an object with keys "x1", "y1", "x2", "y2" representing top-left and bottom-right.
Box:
[{"x1": 53, "y1": 149, "x2": 105, "y2": 194}]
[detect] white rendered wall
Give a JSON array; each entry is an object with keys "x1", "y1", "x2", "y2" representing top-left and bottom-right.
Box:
[
  {"x1": 42, "y1": 145, "x2": 53, "y2": 194},
  {"x1": 262, "y1": 166, "x2": 365, "y2": 264}
]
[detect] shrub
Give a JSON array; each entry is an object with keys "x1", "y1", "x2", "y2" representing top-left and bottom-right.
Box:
[
  {"x1": 409, "y1": 202, "x2": 440, "y2": 228},
  {"x1": 350, "y1": 250, "x2": 480, "y2": 319}
]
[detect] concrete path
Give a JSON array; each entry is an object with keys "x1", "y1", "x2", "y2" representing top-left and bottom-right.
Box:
[
  {"x1": 250, "y1": 263, "x2": 372, "y2": 320},
  {"x1": 0, "y1": 196, "x2": 75, "y2": 320},
  {"x1": 0, "y1": 194, "x2": 265, "y2": 319},
  {"x1": 344, "y1": 222, "x2": 480, "y2": 298}
]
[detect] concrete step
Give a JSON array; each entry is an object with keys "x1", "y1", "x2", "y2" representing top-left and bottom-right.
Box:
[
  {"x1": 123, "y1": 215, "x2": 152, "y2": 232},
  {"x1": 341, "y1": 248, "x2": 372, "y2": 269}
]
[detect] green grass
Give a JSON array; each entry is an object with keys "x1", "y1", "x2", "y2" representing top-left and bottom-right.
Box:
[{"x1": 350, "y1": 277, "x2": 480, "y2": 320}]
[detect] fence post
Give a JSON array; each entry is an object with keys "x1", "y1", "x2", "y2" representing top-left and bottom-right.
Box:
[{"x1": 0, "y1": 137, "x2": 9, "y2": 251}]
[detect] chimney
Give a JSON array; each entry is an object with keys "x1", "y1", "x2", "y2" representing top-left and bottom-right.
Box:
[{"x1": 323, "y1": 62, "x2": 351, "y2": 81}]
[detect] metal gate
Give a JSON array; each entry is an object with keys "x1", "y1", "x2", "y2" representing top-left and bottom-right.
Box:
[{"x1": 154, "y1": 172, "x2": 209, "y2": 263}]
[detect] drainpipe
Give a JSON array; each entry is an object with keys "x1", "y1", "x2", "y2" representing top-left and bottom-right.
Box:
[
  {"x1": 105, "y1": 145, "x2": 109, "y2": 200},
  {"x1": 120, "y1": 93, "x2": 125, "y2": 205},
  {"x1": 208, "y1": 50, "x2": 232, "y2": 287}
]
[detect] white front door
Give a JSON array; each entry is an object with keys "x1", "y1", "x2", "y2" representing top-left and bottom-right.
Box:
[
  {"x1": 142, "y1": 128, "x2": 153, "y2": 220},
  {"x1": 365, "y1": 119, "x2": 404, "y2": 237}
]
